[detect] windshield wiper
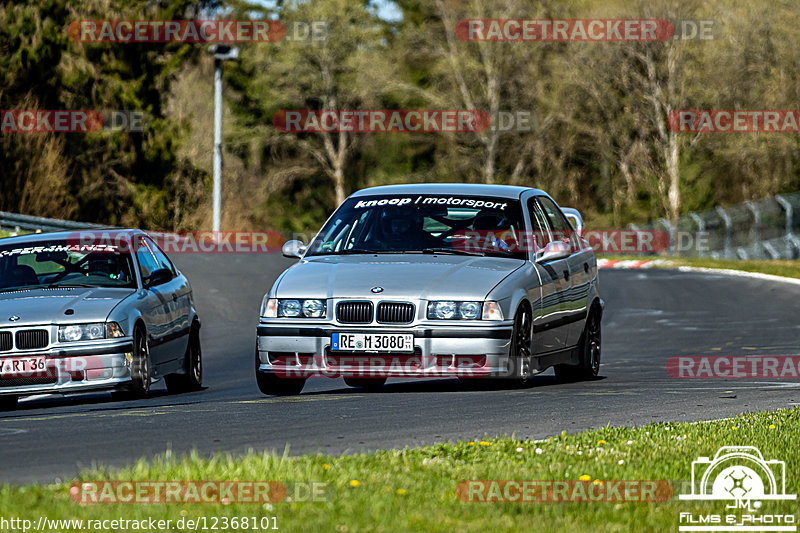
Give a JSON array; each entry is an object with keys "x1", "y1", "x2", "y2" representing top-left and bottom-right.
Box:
[
  {"x1": 45, "y1": 282, "x2": 98, "y2": 289},
  {"x1": 419, "y1": 248, "x2": 486, "y2": 256},
  {"x1": 320, "y1": 249, "x2": 405, "y2": 255},
  {"x1": 0, "y1": 285, "x2": 48, "y2": 293}
]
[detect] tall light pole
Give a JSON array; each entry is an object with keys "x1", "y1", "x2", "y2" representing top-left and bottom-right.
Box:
[{"x1": 209, "y1": 45, "x2": 239, "y2": 233}]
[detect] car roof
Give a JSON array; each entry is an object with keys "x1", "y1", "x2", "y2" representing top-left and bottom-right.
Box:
[
  {"x1": 350, "y1": 183, "x2": 546, "y2": 200},
  {"x1": 0, "y1": 229, "x2": 143, "y2": 246}
]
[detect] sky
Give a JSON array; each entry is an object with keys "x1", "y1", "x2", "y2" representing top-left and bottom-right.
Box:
[{"x1": 245, "y1": 0, "x2": 404, "y2": 22}]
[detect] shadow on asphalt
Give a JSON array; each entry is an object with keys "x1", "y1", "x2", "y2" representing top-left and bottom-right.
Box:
[
  {"x1": 299, "y1": 374, "x2": 607, "y2": 395},
  {"x1": 0, "y1": 387, "x2": 209, "y2": 417}
]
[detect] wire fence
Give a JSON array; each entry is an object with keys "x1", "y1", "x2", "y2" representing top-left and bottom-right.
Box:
[{"x1": 629, "y1": 192, "x2": 800, "y2": 259}]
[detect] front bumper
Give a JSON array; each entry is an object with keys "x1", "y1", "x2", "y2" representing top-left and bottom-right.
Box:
[
  {"x1": 256, "y1": 323, "x2": 513, "y2": 379},
  {"x1": 0, "y1": 339, "x2": 134, "y2": 397}
]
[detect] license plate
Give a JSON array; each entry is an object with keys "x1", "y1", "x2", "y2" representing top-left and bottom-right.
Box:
[
  {"x1": 0, "y1": 356, "x2": 47, "y2": 378},
  {"x1": 331, "y1": 333, "x2": 414, "y2": 353}
]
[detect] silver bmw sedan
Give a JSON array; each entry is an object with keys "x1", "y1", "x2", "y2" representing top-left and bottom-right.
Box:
[
  {"x1": 0, "y1": 230, "x2": 202, "y2": 410},
  {"x1": 256, "y1": 183, "x2": 603, "y2": 395}
]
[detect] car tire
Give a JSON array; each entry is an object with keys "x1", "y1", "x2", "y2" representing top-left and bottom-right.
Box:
[
  {"x1": 343, "y1": 377, "x2": 387, "y2": 391},
  {"x1": 255, "y1": 349, "x2": 305, "y2": 396},
  {"x1": 555, "y1": 307, "x2": 601, "y2": 382},
  {"x1": 127, "y1": 326, "x2": 152, "y2": 397},
  {"x1": 504, "y1": 304, "x2": 533, "y2": 387},
  {"x1": 165, "y1": 324, "x2": 203, "y2": 394},
  {"x1": 0, "y1": 396, "x2": 18, "y2": 411}
]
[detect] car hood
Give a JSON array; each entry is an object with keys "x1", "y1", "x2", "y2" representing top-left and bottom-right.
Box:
[
  {"x1": 274, "y1": 254, "x2": 524, "y2": 300},
  {"x1": 0, "y1": 287, "x2": 136, "y2": 327}
]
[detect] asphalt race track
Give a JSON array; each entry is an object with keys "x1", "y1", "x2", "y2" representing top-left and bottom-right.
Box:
[{"x1": 2, "y1": 254, "x2": 799, "y2": 483}]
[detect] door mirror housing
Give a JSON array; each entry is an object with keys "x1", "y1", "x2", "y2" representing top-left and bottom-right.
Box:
[
  {"x1": 536, "y1": 240, "x2": 571, "y2": 263},
  {"x1": 561, "y1": 207, "x2": 585, "y2": 238},
  {"x1": 282, "y1": 240, "x2": 307, "y2": 259},
  {"x1": 144, "y1": 268, "x2": 172, "y2": 288}
]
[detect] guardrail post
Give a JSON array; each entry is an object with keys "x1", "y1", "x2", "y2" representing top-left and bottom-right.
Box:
[
  {"x1": 658, "y1": 218, "x2": 676, "y2": 255},
  {"x1": 775, "y1": 194, "x2": 798, "y2": 258},
  {"x1": 745, "y1": 201, "x2": 760, "y2": 253},
  {"x1": 775, "y1": 195, "x2": 793, "y2": 236},
  {"x1": 688, "y1": 212, "x2": 705, "y2": 257},
  {"x1": 715, "y1": 206, "x2": 732, "y2": 258}
]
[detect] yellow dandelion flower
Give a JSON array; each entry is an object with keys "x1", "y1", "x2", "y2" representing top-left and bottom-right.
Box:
[
  {"x1": 598, "y1": 440, "x2": 606, "y2": 445},
  {"x1": 769, "y1": 424, "x2": 776, "y2": 429},
  {"x1": 592, "y1": 479, "x2": 603, "y2": 486},
  {"x1": 396, "y1": 489, "x2": 407, "y2": 495},
  {"x1": 468, "y1": 442, "x2": 475, "y2": 446},
  {"x1": 579, "y1": 474, "x2": 591, "y2": 482},
  {"x1": 323, "y1": 463, "x2": 331, "y2": 470},
  {"x1": 479, "y1": 441, "x2": 491, "y2": 447},
  {"x1": 350, "y1": 480, "x2": 360, "y2": 487}
]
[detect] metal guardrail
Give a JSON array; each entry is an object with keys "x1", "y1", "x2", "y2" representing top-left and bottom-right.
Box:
[
  {"x1": 0, "y1": 211, "x2": 109, "y2": 235},
  {"x1": 630, "y1": 191, "x2": 800, "y2": 260}
]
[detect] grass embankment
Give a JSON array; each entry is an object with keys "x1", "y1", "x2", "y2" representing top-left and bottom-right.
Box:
[
  {"x1": 601, "y1": 255, "x2": 800, "y2": 280},
  {"x1": 1, "y1": 408, "x2": 797, "y2": 532}
]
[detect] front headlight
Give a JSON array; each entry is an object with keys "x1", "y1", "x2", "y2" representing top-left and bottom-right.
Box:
[
  {"x1": 427, "y1": 301, "x2": 483, "y2": 320},
  {"x1": 58, "y1": 323, "x2": 107, "y2": 342},
  {"x1": 262, "y1": 298, "x2": 327, "y2": 319}
]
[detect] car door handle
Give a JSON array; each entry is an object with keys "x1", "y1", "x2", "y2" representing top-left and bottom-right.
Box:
[
  {"x1": 563, "y1": 270, "x2": 570, "y2": 282},
  {"x1": 172, "y1": 294, "x2": 178, "y2": 301}
]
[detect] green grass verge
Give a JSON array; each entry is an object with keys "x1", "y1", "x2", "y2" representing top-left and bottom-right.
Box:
[
  {"x1": 1, "y1": 408, "x2": 797, "y2": 532},
  {"x1": 600, "y1": 255, "x2": 800, "y2": 280}
]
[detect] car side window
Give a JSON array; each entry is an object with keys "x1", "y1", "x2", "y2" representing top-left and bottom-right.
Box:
[
  {"x1": 527, "y1": 198, "x2": 552, "y2": 250},
  {"x1": 135, "y1": 237, "x2": 161, "y2": 282},
  {"x1": 537, "y1": 197, "x2": 575, "y2": 251},
  {"x1": 145, "y1": 237, "x2": 176, "y2": 276}
]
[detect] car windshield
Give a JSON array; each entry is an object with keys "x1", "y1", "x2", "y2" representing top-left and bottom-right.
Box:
[
  {"x1": 306, "y1": 194, "x2": 527, "y2": 259},
  {"x1": 0, "y1": 239, "x2": 137, "y2": 292}
]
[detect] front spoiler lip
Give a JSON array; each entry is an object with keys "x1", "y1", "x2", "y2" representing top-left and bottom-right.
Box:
[
  {"x1": 0, "y1": 341, "x2": 134, "y2": 397},
  {"x1": 0, "y1": 376, "x2": 133, "y2": 396}
]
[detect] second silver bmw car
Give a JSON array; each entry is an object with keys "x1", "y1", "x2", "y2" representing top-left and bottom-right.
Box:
[
  {"x1": 256, "y1": 183, "x2": 603, "y2": 395},
  {"x1": 0, "y1": 230, "x2": 202, "y2": 410}
]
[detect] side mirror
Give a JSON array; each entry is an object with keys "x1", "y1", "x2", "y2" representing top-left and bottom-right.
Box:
[
  {"x1": 144, "y1": 268, "x2": 172, "y2": 288},
  {"x1": 536, "y1": 240, "x2": 571, "y2": 263},
  {"x1": 282, "y1": 240, "x2": 307, "y2": 259},
  {"x1": 561, "y1": 207, "x2": 585, "y2": 238}
]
